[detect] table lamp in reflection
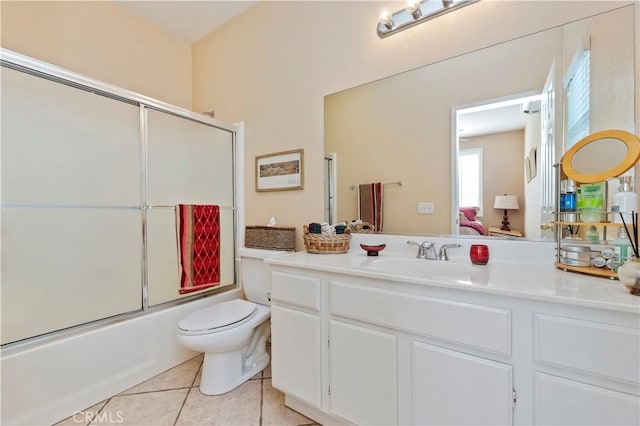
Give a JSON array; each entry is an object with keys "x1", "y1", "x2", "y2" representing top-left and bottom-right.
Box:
[{"x1": 494, "y1": 194, "x2": 520, "y2": 231}]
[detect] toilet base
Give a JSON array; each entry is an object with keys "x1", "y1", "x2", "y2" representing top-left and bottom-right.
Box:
[
  {"x1": 199, "y1": 350, "x2": 270, "y2": 395},
  {"x1": 197, "y1": 321, "x2": 271, "y2": 395}
]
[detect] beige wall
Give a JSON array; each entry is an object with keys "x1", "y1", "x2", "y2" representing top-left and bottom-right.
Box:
[
  {"x1": 1, "y1": 1, "x2": 192, "y2": 108},
  {"x1": 462, "y1": 131, "x2": 526, "y2": 234},
  {"x1": 192, "y1": 0, "x2": 634, "y2": 249}
]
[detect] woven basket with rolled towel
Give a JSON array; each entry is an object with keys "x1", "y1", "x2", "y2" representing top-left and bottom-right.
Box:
[
  {"x1": 303, "y1": 224, "x2": 351, "y2": 254},
  {"x1": 350, "y1": 221, "x2": 375, "y2": 233}
]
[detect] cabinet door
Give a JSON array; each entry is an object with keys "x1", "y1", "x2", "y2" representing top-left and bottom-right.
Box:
[
  {"x1": 413, "y1": 341, "x2": 513, "y2": 425},
  {"x1": 535, "y1": 373, "x2": 639, "y2": 425},
  {"x1": 329, "y1": 320, "x2": 397, "y2": 425},
  {"x1": 270, "y1": 305, "x2": 321, "y2": 407}
]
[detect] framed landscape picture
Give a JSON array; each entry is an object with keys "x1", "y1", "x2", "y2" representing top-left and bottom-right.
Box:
[{"x1": 255, "y1": 149, "x2": 304, "y2": 192}]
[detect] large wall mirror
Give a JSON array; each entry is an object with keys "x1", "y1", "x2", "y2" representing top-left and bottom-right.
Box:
[{"x1": 325, "y1": 5, "x2": 635, "y2": 240}]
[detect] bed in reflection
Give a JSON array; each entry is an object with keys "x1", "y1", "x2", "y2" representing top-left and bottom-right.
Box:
[{"x1": 458, "y1": 207, "x2": 486, "y2": 236}]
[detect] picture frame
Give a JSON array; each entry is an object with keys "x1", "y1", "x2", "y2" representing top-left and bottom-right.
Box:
[
  {"x1": 255, "y1": 149, "x2": 304, "y2": 192},
  {"x1": 525, "y1": 155, "x2": 532, "y2": 183},
  {"x1": 529, "y1": 147, "x2": 537, "y2": 179}
]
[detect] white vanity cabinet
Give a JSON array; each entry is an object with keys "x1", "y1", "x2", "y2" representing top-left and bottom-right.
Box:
[
  {"x1": 271, "y1": 270, "x2": 400, "y2": 425},
  {"x1": 270, "y1": 269, "x2": 518, "y2": 425},
  {"x1": 533, "y1": 312, "x2": 640, "y2": 425},
  {"x1": 328, "y1": 278, "x2": 514, "y2": 425},
  {"x1": 270, "y1": 271, "x2": 322, "y2": 409},
  {"x1": 268, "y1": 258, "x2": 640, "y2": 426}
]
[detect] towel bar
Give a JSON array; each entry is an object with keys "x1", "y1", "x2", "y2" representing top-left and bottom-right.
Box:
[{"x1": 350, "y1": 180, "x2": 402, "y2": 190}]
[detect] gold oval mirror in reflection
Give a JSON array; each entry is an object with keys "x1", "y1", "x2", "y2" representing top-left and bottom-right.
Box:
[{"x1": 562, "y1": 130, "x2": 640, "y2": 183}]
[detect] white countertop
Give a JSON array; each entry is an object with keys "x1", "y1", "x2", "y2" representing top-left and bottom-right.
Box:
[{"x1": 266, "y1": 250, "x2": 640, "y2": 313}]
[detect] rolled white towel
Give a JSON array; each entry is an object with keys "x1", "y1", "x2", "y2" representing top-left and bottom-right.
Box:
[{"x1": 321, "y1": 222, "x2": 334, "y2": 235}]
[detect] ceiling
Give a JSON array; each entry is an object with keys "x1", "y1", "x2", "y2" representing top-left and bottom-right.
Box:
[
  {"x1": 115, "y1": 1, "x2": 256, "y2": 43},
  {"x1": 459, "y1": 104, "x2": 530, "y2": 139},
  {"x1": 458, "y1": 97, "x2": 542, "y2": 140}
]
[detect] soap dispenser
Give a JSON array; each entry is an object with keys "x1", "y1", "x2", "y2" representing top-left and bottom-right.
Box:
[{"x1": 612, "y1": 176, "x2": 638, "y2": 224}]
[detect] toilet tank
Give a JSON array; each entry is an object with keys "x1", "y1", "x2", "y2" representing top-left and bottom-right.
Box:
[{"x1": 238, "y1": 247, "x2": 290, "y2": 305}]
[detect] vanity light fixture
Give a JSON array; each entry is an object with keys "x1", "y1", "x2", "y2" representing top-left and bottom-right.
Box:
[{"x1": 377, "y1": 0, "x2": 478, "y2": 39}]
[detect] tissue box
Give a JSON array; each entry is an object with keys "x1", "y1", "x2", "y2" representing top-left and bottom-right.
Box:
[{"x1": 245, "y1": 226, "x2": 295, "y2": 251}]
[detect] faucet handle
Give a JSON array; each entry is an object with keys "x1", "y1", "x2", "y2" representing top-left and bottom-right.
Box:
[
  {"x1": 439, "y1": 243, "x2": 461, "y2": 261},
  {"x1": 407, "y1": 240, "x2": 432, "y2": 259}
]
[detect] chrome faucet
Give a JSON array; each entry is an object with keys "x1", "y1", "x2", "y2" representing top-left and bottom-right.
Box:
[
  {"x1": 407, "y1": 240, "x2": 437, "y2": 260},
  {"x1": 438, "y1": 243, "x2": 461, "y2": 261},
  {"x1": 408, "y1": 241, "x2": 460, "y2": 261}
]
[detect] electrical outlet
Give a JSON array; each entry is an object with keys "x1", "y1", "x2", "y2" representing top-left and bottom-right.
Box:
[{"x1": 417, "y1": 202, "x2": 434, "y2": 214}]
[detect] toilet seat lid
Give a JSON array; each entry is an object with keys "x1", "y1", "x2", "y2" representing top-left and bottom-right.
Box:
[{"x1": 178, "y1": 299, "x2": 257, "y2": 333}]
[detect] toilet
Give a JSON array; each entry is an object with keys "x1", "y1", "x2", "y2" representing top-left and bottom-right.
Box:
[{"x1": 177, "y1": 248, "x2": 286, "y2": 395}]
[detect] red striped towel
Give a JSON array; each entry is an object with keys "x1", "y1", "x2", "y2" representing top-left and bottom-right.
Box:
[
  {"x1": 358, "y1": 183, "x2": 383, "y2": 232},
  {"x1": 176, "y1": 204, "x2": 220, "y2": 294}
]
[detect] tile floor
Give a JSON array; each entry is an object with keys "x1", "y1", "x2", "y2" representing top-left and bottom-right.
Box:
[{"x1": 56, "y1": 346, "x2": 317, "y2": 426}]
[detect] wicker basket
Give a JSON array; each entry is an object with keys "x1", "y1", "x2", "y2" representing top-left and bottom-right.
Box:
[
  {"x1": 303, "y1": 224, "x2": 351, "y2": 254},
  {"x1": 245, "y1": 226, "x2": 295, "y2": 251},
  {"x1": 350, "y1": 221, "x2": 375, "y2": 233}
]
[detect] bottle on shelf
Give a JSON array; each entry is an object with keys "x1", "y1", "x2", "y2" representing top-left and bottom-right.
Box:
[
  {"x1": 577, "y1": 182, "x2": 605, "y2": 223},
  {"x1": 565, "y1": 179, "x2": 577, "y2": 212},
  {"x1": 612, "y1": 175, "x2": 638, "y2": 224},
  {"x1": 560, "y1": 179, "x2": 567, "y2": 213},
  {"x1": 586, "y1": 225, "x2": 599, "y2": 243},
  {"x1": 612, "y1": 227, "x2": 632, "y2": 269}
]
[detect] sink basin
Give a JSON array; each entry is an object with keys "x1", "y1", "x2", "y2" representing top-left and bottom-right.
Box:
[{"x1": 364, "y1": 258, "x2": 484, "y2": 282}]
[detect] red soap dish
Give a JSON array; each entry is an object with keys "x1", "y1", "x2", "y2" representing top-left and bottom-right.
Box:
[{"x1": 360, "y1": 243, "x2": 386, "y2": 256}]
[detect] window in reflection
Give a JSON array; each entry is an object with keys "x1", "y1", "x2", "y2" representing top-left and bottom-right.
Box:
[
  {"x1": 459, "y1": 148, "x2": 483, "y2": 215},
  {"x1": 565, "y1": 46, "x2": 591, "y2": 148}
]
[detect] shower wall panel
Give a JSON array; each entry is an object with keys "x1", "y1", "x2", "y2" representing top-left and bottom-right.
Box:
[
  {"x1": 1, "y1": 209, "x2": 142, "y2": 344},
  {"x1": 145, "y1": 109, "x2": 236, "y2": 306},
  {"x1": 1, "y1": 67, "x2": 141, "y2": 206}
]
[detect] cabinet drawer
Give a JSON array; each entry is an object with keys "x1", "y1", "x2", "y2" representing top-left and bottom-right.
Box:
[
  {"x1": 271, "y1": 271, "x2": 321, "y2": 311},
  {"x1": 329, "y1": 281, "x2": 511, "y2": 355},
  {"x1": 535, "y1": 314, "x2": 640, "y2": 385},
  {"x1": 535, "y1": 372, "x2": 639, "y2": 425}
]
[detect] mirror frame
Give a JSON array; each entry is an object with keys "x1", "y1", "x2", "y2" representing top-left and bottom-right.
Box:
[{"x1": 561, "y1": 129, "x2": 640, "y2": 183}]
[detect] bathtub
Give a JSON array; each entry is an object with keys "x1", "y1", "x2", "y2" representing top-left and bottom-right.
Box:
[{"x1": 0, "y1": 288, "x2": 240, "y2": 425}]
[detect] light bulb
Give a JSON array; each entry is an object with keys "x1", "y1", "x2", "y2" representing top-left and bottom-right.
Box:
[
  {"x1": 405, "y1": 0, "x2": 422, "y2": 19},
  {"x1": 379, "y1": 10, "x2": 394, "y2": 29},
  {"x1": 406, "y1": 0, "x2": 420, "y2": 13}
]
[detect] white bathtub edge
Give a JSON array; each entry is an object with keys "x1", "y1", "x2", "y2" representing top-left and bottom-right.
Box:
[{"x1": 0, "y1": 289, "x2": 241, "y2": 425}]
